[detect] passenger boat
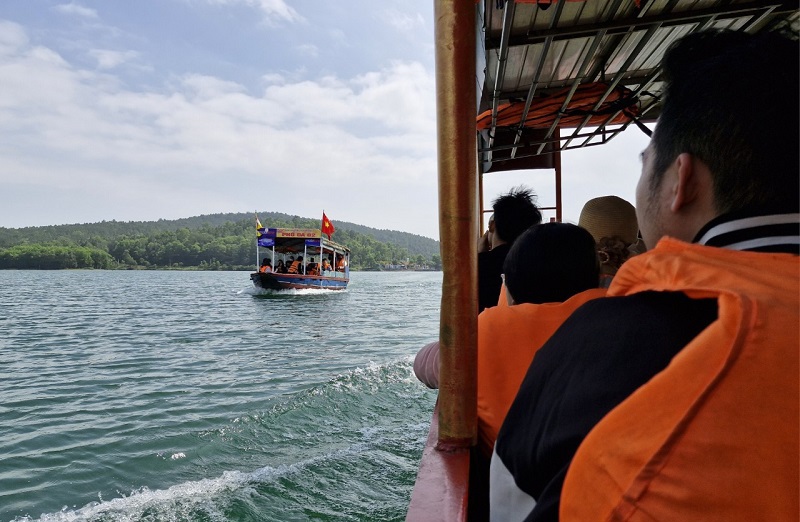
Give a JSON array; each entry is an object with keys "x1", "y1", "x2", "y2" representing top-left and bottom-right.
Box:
[
  {"x1": 250, "y1": 227, "x2": 350, "y2": 291},
  {"x1": 407, "y1": 1, "x2": 798, "y2": 520}
]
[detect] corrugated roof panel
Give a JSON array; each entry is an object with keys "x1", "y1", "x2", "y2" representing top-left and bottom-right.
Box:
[{"x1": 477, "y1": 0, "x2": 798, "y2": 158}]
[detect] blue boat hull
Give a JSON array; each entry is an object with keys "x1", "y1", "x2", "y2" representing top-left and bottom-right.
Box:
[{"x1": 250, "y1": 272, "x2": 348, "y2": 291}]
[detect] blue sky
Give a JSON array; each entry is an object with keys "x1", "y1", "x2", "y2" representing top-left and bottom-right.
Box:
[{"x1": 0, "y1": 1, "x2": 650, "y2": 239}]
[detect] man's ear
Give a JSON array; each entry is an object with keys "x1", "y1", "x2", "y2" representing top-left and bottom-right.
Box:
[{"x1": 670, "y1": 152, "x2": 698, "y2": 213}]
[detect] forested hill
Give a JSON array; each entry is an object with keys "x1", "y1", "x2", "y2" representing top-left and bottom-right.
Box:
[
  {"x1": 0, "y1": 212, "x2": 439, "y2": 257},
  {"x1": 0, "y1": 212, "x2": 441, "y2": 271}
]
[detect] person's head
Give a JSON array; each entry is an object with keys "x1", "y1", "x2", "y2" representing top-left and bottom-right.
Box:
[
  {"x1": 503, "y1": 222, "x2": 599, "y2": 305},
  {"x1": 637, "y1": 28, "x2": 799, "y2": 249},
  {"x1": 491, "y1": 186, "x2": 542, "y2": 245},
  {"x1": 298, "y1": 255, "x2": 304, "y2": 261},
  {"x1": 276, "y1": 260, "x2": 284, "y2": 266},
  {"x1": 579, "y1": 196, "x2": 639, "y2": 272},
  {"x1": 261, "y1": 257, "x2": 270, "y2": 266}
]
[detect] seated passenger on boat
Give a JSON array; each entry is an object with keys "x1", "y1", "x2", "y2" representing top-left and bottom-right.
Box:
[
  {"x1": 478, "y1": 187, "x2": 542, "y2": 312},
  {"x1": 415, "y1": 222, "x2": 612, "y2": 453},
  {"x1": 287, "y1": 255, "x2": 303, "y2": 274},
  {"x1": 335, "y1": 256, "x2": 346, "y2": 271},
  {"x1": 274, "y1": 259, "x2": 287, "y2": 273},
  {"x1": 491, "y1": 29, "x2": 799, "y2": 522},
  {"x1": 306, "y1": 258, "x2": 319, "y2": 275},
  {"x1": 258, "y1": 258, "x2": 272, "y2": 273},
  {"x1": 321, "y1": 257, "x2": 332, "y2": 272},
  {"x1": 477, "y1": 223, "x2": 605, "y2": 454},
  {"x1": 577, "y1": 195, "x2": 639, "y2": 288}
]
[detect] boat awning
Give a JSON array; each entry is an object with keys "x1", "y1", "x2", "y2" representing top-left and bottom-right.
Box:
[{"x1": 477, "y1": 0, "x2": 799, "y2": 172}]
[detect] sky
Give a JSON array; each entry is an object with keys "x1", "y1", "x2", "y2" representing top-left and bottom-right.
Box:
[{"x1": 0, "y1": 1, "x2": 651, "y2": 239}]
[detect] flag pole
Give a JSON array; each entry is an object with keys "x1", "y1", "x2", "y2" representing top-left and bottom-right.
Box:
[{"x1": 255, "y1": 212, "x2": 260, "y2": 268}]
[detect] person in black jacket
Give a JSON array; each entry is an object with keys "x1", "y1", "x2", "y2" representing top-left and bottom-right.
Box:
[{"x1": 478, "y1": 186, "x2": 542, "y2": 312}]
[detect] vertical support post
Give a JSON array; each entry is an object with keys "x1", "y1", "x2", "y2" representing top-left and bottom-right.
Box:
[
  {"x1": 554, "y1": 127, "x2": 563, "y2": 222},
  {"x1": 479, "y1": 171, "x2": 485, "y2": 231},
  {"x1": 435, "y1": 0, "x2": 477, "y2": 448}
]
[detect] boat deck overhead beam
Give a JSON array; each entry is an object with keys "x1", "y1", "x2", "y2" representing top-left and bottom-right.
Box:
[
  {"x1": 561, "y1": 23, "x2": 661, "y2": 150},
  {"x1": 509, "y1": 0, "x2": 567, "y2": 159},
  {"x1": 484, "y1": 1, "x2": 795, "y2": 50}
]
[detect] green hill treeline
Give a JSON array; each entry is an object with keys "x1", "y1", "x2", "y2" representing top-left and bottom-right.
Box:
[{"x1": 0, "y1": 212, "x2": 441, "y2": 271}]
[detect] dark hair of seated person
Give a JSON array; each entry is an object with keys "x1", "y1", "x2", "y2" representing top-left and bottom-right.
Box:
[{"x1": 503, "y1": 222, "x2": 600, "y2": 305}]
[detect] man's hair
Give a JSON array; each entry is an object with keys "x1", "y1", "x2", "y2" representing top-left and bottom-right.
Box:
[
  {"x1": 492, "y1": 186, "x2": 543, "y2": 243},
  {"x1": 503, "y1": 222, "x2": 599, "y2": 304},
  {"x1": 651, "y1": 28, "x2": 799, "y2": 213}
]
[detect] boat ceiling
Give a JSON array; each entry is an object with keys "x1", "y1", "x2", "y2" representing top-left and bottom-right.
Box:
[{"x1": 477, "y1": 0, "x2": 799, "y2": 169}]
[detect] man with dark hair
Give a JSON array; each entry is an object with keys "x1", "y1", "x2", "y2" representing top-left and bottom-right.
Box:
[
  {"x1": 478, "y1": 186, "x2": 542, "y2": 312},
  {"x1": 491, "y1": 29, "x2": 798, "y2": 521}
]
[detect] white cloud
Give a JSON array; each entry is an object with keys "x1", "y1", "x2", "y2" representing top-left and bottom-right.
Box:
[
  {"x1": 297, "y1": 44, "x2": 318, "y2": 58},
  {"x1": 0, "y1": 20, "x2": 28, "y2": 57},
  {"x1": 89, "y1": 49, "x2": 139, "y2": 69},
  {"x1": 201, "y1": 0, "x2": 303, "y2": 24},
  {"x1": 0, "y1": 24, "x2": 440, "y2": 236},
  {"x1": 252, "y1": 0, "x2": 303, "y2": 23},
  {"x1": 383, "y1": 9, "x2": 425, "y2": 35},
  {"x1": 328, "y1": 29, "x2": 348, "y2": 46},
  {"x1": 261, "y1": 73, "x2": 285, "y2": 85},
  {"x1": 54, "y1": 3, "x2": 99, "y2": 19}
]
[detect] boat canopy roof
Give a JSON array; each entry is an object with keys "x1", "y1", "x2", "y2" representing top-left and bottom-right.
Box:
[
  {"x1": 477, "y1": 0, "x2": 798, "y2": 172},
  {"x1": 260, "y1": 228, "x2": 350, "y2": 255}
]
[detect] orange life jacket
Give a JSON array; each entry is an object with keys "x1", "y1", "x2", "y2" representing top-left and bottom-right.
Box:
[
  {"x1": 561, "y1": 238, "x2": 799, "y2": 522},
  {"x1": 287, "y1": 260, "x2": 301, "y2": 274},
  {"x1": 478, "y1": 287, "x2": 607, "y2": 454}
]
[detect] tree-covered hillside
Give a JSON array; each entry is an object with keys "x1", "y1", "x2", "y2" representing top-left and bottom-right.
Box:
[{"x1": 0, "y1": 212, "x2": 441, "y2": 271}]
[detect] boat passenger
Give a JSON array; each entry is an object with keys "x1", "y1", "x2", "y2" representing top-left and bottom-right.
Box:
[
  {"x1": 274, "y1": 260, "x2": 287, "y2": 273},
  {"x1": 287, "y1": 256, "x2": 303, "y2": 274},
  {"x1": 335, "y1": 256, "x2": 346, "y2": 271},
  {"x1": 577, "y1": 195, "x2": 639, "y2": 288},
  {"x1": 321, "y1": 257, "x2": 332, "y2": 272},
  {"x1": 414, "y1": 223, "x2": 605, "y2": 453},
  {"x1": 478, "y1": 187, "x2": 542, "y2": 312},
  {"x1": 258, "y1": 258, "x2": 272, "y2": 273},
  {"x1": 477, "y1": 213, "x2": 495, "y2": 252},
  {"x1": 491, "y1": 28, "x2": 799, "y2": 522},
  {"x1": 306, "y1": 258, "x2": 319, "y2": 275}
]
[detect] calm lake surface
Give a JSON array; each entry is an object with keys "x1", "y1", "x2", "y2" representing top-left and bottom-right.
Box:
[{"x1": 0, "y1": 270, "x2": 441, "y2": 521}]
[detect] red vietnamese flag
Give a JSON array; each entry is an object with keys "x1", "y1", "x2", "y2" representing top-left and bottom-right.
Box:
[{"x1": 321, "y1": 211, "x2": 335, "y2": 240}]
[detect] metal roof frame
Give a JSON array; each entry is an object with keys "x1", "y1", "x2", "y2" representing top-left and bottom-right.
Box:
[{"x1": 478, "y1": 0, "x2": 798, "y2": 169}]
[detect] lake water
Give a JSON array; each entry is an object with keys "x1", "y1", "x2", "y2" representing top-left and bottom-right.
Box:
[{"x1": 0, "y1": 271, "x2": 441, "y2": 521}]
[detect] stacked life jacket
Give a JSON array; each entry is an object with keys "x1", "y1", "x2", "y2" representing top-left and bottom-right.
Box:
[
  {"x1": 478, "y1": 288, "x2": 607, "y2": 455},
  {"x1": 560, "y1": 238, "x2": 799, "y2": 521}
]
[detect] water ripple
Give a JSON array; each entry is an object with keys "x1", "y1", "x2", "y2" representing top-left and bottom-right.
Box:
[{"x1": 1, "y1": 271, "x2": 440, "y2": 521}]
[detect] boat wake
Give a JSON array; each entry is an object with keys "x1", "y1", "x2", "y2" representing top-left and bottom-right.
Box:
[
  {"x1": 14, "y1": 358, "x2": 434, "y2": 522},
  {"x1": 238, "y1": 286, "x2": 345, "y2": 296}
]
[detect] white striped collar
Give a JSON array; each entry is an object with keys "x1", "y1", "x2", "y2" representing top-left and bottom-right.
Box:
[{"x1": 695, "y1": 213, "x2": 800, "y2": 251}]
